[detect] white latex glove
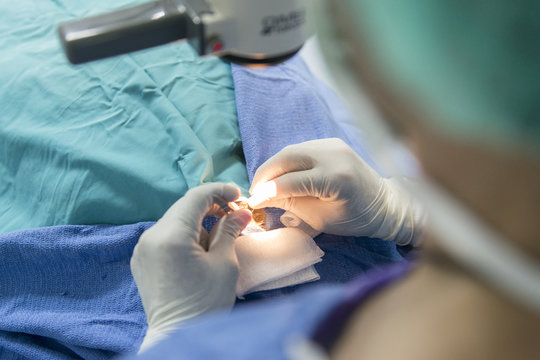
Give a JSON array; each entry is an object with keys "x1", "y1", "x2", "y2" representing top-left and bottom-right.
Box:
[
  {"x1": 130, "y1": 183, "x2": 252, "y2": 352},
  {"x1": 248, "y1": 138, "x2": 422, "y2": 245}
]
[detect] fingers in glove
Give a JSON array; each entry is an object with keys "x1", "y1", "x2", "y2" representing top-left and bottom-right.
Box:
[
  {"x1": 206, "y1": 203, "x2": 228, "y2": 218},
  {"x1": 248, "y1": 169, "x2": 319, "y2": 208},
  {"x1": 250, "y1": 146, "x2": 315, "y2": 194},
  {"x1": 208, "y1": 209, "x2": 252, "y2": 256},
  {"x1": 252, "y1": 196, "x2": 334, "y2": 232},
  {"x1": 162, "y1": 183, "x2": 241, "y2": 231},
  {"x1": 199, "y1": 228, "x2": 210, "y2": 251},
  {"x1": 280, "y1": 211, "x2": 322, "y2": 238}
]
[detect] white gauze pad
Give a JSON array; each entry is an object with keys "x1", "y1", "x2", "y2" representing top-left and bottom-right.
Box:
[{"x1": 234, "y1": 227, "x2": 324, "y2": 297}]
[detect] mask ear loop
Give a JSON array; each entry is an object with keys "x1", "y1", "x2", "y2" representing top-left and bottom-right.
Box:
[
  {"x1": 405, "y1": 178, "x2": 540, "y2": 314},
  {"x1": 311, "y1": 0, "x2": 540, "y2": 314}
]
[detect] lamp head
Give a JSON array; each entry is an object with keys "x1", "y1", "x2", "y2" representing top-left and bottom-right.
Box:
[{"x1": 58, "y1": 0, "x2": 309, "y2": 67}]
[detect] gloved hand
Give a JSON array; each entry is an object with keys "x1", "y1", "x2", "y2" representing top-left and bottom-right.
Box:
[
  {"x1": 130, "y1": 183, "x2": 252, "y2": 352},
  {"x1": 248, "y1": 138, "x2": 422, "y2": 245}
]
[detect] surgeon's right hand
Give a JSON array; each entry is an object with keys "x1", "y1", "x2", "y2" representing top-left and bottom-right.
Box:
[
  {"x1": 248, "y1": 138, "x2": 422, "y2": 246},
  {"x1": 131, "y1": 183, "x2": 252, "y2": 352}
]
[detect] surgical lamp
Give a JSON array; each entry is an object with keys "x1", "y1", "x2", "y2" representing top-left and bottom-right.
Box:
[{"x1": 58, "y1": 0, "x2": 309, "y2": 66}]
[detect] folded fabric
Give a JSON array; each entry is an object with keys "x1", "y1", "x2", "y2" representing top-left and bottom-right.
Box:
[
  {"x1": 248, "y1": 265, "x2": 320, "y2": 294},
  {"x1": 0, "y1": 0, "x2": 249, "y2": 234},
  {"x1": 232, "y1": 55, "x2": 382, "y2": 182},
  {"x1": 235, "y1": 228, "x2": 324, "y2": 296},
  {"x1": 0, "y1": 223, "x2": 152, "y2": 360}
]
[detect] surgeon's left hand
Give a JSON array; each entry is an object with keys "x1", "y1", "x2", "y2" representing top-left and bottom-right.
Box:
[{"x1": 130, "y1": 183, "x2": 252, "y2": 352}]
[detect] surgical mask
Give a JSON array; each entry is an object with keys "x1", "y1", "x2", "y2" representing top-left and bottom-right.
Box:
[{"x1": 309, "y1": 0, "x2": 540, "y2": 314}]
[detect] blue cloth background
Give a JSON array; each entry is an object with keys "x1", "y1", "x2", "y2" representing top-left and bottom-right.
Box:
[
  {"x1": 0, "y1": 0, "x2": 249, "y2": 234},
  {"x1": 232, "y1": 56, "x2": 381, "y2": 179},
  {"x1": 0, "y1": 54, "x2": 405, "y2": 359},
  {"x1": 0, "y1": 223, "x2": 152, "y2": 359}
]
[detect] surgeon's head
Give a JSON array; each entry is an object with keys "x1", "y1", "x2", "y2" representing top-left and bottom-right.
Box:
[{"x1": 321, "y1": 0, "x2": 540, "y2": 260}]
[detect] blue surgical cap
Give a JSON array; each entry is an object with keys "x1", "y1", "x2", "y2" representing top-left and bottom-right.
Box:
[{"x1": 345, "y1": 0, "x2": 540, "y2": 153}]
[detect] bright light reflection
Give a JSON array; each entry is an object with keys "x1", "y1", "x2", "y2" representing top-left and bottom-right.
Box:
[
  {"x1": 247, "y1": 181, "x2": 277, "y2": 208},
  {"x1": 151, "y1": 10, "x2": 165, "y2": 20}
]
